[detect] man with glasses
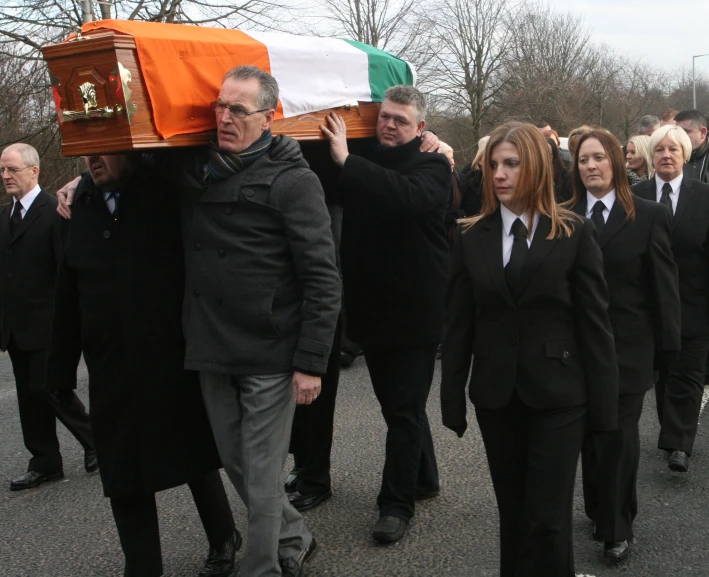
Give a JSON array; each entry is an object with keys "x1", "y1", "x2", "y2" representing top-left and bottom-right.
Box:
[
  {"x1": 57, "y1": 65, "x2": 339, "y2": 576},
  {"x1": 0, "y1": 143, "x2": 96, "y2": 491}
]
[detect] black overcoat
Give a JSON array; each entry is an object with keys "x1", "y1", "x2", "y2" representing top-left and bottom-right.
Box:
[
  {"x1": 46, "y1": 171, "x2": 222, "y2": 498},
  {"x1": 441, "y1": 213, "x2": 619, "y2": 433},
  {"x1": 571, "y1": 195, "x2": 681, "y2": 394}
]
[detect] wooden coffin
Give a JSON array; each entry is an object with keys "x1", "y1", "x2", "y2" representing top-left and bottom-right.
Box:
[{"x1": 41, "y1": 29, "x2": 381, "y2": 157}]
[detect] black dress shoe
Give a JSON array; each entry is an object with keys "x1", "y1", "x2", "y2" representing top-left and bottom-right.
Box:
[
  {"x1": 10, "y1": 470, "x2": 64, "y2": 491},
  {"x1": 604, "y1": 540, "x2": 630, "y2": 561},
  {"x1": 198, "y1": 530, "x2": 242, "y2": 577},
  {"x1": 84, "y1": 450, "x2": 99, "y2": 473},
  {"x1": 668, "y1": 450, "x2": 689, "y2": 472},
  {"x1": 284, "y1": 469, "x2": 299, "y2": 493},
  {"x1": 280, "y1": 538, "x2": 317, "y2": 577},
  {"x1": 288, "y1": 490, "x2": 332, "y2": 512},
  {"x1": 372, "y1": 516, "x2": 408, "y2": 544}
]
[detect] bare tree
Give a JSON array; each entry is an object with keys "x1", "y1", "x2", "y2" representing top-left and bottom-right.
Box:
[{"x1": 422, "y1": 0, "x2": 519, "y2": 147}]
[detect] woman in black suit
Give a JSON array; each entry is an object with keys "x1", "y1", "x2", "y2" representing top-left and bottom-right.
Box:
[
  {"x1": 567, "y1": 130, "x2": 680, "y2": 561},
  {"x1": 441, "y1": 121, "x2": 618, "y2": 577}
]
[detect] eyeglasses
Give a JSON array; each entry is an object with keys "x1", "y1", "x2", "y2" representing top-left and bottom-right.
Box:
[
  {"x1": 210, "y1": 101, "x2": 271, "y2": 119},
  {"x1": 0, "y1": 166, "x2": 34, "y2": 175}
]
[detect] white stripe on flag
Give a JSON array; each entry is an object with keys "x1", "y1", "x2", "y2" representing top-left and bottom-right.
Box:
[{"x1": 248, "y1": 31, "x2": 372, "y2": 118}]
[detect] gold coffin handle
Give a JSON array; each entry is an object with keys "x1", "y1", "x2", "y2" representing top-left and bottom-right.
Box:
[{"x1": 60, "y1": 105, "x2": 124, "y2": 122}]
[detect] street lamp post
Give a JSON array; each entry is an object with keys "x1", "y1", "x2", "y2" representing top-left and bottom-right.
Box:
[{"x1": 693, "y1": 53, "x2": 709, "y2": 109}]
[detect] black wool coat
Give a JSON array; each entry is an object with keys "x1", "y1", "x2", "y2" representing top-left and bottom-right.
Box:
[
  {"x1": 571, "y1": 195, "x2": 681, "y2": 394},
  {"x1": 633, "y1": 177, "x2": 709, "y2": 338},
  {"x1": 0, "y1": 191, "x2": 66, "y2": 352},
  {"x1": 338, "y1": 137, "x2": 452, "y2": 346},
  {"x1": 442, "y1": 214, "x2": 619, "y2": 433},
  {"x1": 46, "y1": 171, "x2": 222, "y2": 498}
]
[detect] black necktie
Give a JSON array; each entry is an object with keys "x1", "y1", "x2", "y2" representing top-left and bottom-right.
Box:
[
  {"x1": 660, "y1": 182, "x2": 673, "y2": 213},
  {"x1": 506, "y1": 218, "x2": 528, "y2": 293},
  {"x1": 9, "y1": 201, "x2": 22, "y2": 235},
  {"x1": 591, "y1": 200, "x2": 605, "y2": 235}
]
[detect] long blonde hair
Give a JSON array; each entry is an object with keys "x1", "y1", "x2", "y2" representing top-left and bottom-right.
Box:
[
  {"x1": 461, "y1": 122, "x2": 577, "y2": 239},
  {"x1": 627, "y1": 135, "x2": 654, "y2": 178}
]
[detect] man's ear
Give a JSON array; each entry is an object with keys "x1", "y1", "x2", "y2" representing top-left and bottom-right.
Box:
[
  {"x1": 262, "y1": 109, "x2": 276, "y2": 131},
  {"x1": 416, "y1": 119, "x2": 426, "y2": 137},
  {"x1": 701, "y1": 125, "x2": 708, "y2": 140}
]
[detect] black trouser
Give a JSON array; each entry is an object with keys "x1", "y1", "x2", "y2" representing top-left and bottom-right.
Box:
[
  {"x1": 656, "y1": 336, "x2": 709, "y2": 455},
  {"x1": 289, "y1": 318, "x2": 341, "y2": 494},
  {"x1": 8, "y1": 339, "x2": 93, "y2": 474},
  {"x1": 582, "y1": 391, "x2": 645, "y2": 542},
  {"x1": 110, "y1": 471, "x2": 235, "y2": 577},
  {"x1": 364, "y1": 344, "x2": 439, "y2": 521},
  {"x1": 475, "y1": 394, "x2": 586, "y2": 577}
]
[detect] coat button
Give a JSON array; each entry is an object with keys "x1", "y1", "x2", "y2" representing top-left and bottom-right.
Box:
[
  {"x1": 509, "y1": 337, "x2": 517, "y2": 346},
  {"x1": 103, "y1": 230, "x2": 111, "y2": 239},
  {"x1": 193, "y1": 289, "x2": 200, "y2": 297},
  {"x1": 218, "y1": 249, "x2": 225, "y2": 258},
  {"x1": 562, "y1": 351, "x2": 570, "y2": 359},
  {"x1": 246, "y1": 190, "x2": 254, "y2": 197},
  {"x1": 195, "y1": 243, "x2": 201, "y2": 251},
  {"x1": 225, "y1": 207, "x2": 233, "y2": 215}
]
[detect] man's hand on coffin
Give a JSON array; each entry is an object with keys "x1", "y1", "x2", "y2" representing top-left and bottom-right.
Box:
[
  {"x1": 56, "y1": 176, "x2": 81, "y2": 220},
  {"x1": 320, "y1": 112, "x2": 349, "y2": 167},
  {"x1": 292, "y1": 371, "x2": 322, "y2": 405},
  {"x1": 420, "y1": 130, "x2": 441, "y2": 153}
]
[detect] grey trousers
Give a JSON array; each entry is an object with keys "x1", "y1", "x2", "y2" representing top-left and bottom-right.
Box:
[{"x1": 200, "y1": 371, "x2": 311, "y2": 577}]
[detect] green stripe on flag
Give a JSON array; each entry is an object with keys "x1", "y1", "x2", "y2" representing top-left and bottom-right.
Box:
[{"x1": 344, "y1": 40, "x2": 414, "y2": 101}]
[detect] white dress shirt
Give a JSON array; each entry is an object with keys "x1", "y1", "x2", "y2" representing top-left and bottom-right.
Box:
[
  {"x1": 585, "y1": 189, "x2": 616, "y2": 224},
  {"x1": 500, "y1": 204, "x2": 540, "y2": 267},
  {"x1": 655, "y1": 174, "x2": 683, "y2": 215},
  {"x1": 10, "y1": 184, "x2": 41, "y2": 219}
]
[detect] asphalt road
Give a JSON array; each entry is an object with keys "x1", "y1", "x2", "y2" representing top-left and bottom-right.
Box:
[{"x1": 1, "y1": 352, "x2": 709, "y2": 577}]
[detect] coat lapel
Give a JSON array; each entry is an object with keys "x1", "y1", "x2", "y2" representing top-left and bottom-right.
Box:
[
  {"x1": 480, "y1": 211, "x2": 516, "y2": 308},
  {"x1": 515, "y1": 214, "x2": 558, "y2": 297},
  {"x1": 633, "y1": 179, "x2": 655, "y2": 203},
  {"x1": 0, "y1": 204, "x2": 10, "y2": 247},
  {"x1": 571, "y1": 198, "x2": 586, "y2": 218},
  {"x1": 598, "y1": 199, "x2": 627, "y2": 248},
  {"x1": 672, "y1": 179, "x2": 693, "y2": 231},
  {"x1": 9, "y1": 191, "x2": 47, "y2": 246}
]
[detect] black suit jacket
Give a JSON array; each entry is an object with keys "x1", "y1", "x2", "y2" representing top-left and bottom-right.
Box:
[
  {"x1": 441, "y1": 212, "x2": 618, "y2": 433},
  {"x1": 632, "y1": 177, "x2": 709, "y2": 338},
  {"x1": 0, "y1": 190, "x2": 65, "y2": 351},
  {"x1": 571, "y1": 195, "x2": 680, "y2": 394}
]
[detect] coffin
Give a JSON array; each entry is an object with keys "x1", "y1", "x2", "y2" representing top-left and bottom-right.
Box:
[{"x1": 41, "y1": 20, "x2": 415, "y2": 156}]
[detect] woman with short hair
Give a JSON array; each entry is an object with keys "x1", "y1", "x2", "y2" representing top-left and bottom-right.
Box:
[{"x1": 442, "y1": 121, "x2": 618, "y2": 577}]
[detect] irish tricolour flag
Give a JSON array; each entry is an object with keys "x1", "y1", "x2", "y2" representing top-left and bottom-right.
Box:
[{"x1": 80, "y1": 20, "x2": 416, "y2": 139}]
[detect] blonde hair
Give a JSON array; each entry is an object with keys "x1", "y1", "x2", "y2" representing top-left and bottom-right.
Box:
[
  {"x1": 461, "y1": 122, "x2": 577, "y2": 239},
  {"x1": 470, "y1": 135, "x2": 489, "y2": 170},
  {"x1": 627, "y1": 135, "x2": 654, "y2": 178},
  {"x1": 568, "y1": 125, "x2": 591, "y2": 156},
  {"x1": 649, "y1": 125, "x2": 692, "y2": 166}
]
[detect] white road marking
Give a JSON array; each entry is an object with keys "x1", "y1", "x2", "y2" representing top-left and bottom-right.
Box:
[
  {"x1": 701, "y1": 387, "x2": 709, "y2": 417},
  {"x1": 576, "y1": 574, "x2": 597, "y2": 577}
]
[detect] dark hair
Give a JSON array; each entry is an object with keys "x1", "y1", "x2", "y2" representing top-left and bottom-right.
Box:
[
  {"x1": 384, "y1": 85, "x2": 426, "y2": 122},
  {"x1": 674, "y1": 109, "x2": 707, "y2": 129},
  {"x1": 223, "y1": 65, "x2": 279, "y2": 110},
  {"x1": 533, "y1": 119, "x2": 550, "y2": 128},
  {"x1": 546, "y1": 137, "x2": 568, "y2": 195},
  {"x1": 567, "y1": 129, "x2": 636, "y2": 222},
  {"x1": 637, "y1": 115, "x2": 660, "y2": 134},
  {"x1": 661, "y1": 108, "x2": 678, "y2": 122}
]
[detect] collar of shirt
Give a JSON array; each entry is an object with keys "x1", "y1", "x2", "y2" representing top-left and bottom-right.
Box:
[
  {"x1": 12, "y1": 184, "x2": 41, "y2": 217},
  {"x1": 585, "y1": 189, "x2": 616, "y2": 220},
  {"x1": 500, "y1": 203, "x2": 539, "y2": 242},
  {"x1": 655, "y1": 173, "x2": 683, "y2": 197}
]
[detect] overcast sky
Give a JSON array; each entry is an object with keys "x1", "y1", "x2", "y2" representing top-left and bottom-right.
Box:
[{"x1": 548, "y1": 0, "x2": 709, "y2": 74}]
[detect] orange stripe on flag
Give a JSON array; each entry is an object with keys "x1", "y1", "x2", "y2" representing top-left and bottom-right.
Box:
[{"x1": 81, "y1": 20, "x2": 277, "y2": 139}]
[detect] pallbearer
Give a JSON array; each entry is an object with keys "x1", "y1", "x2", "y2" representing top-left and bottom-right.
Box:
[
  {"x1": 568, "y1": 129, "x2": 680, "y2": 561},
  {"x1": 442, "y1": 121, "x2": 618, "y2": 577}
]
